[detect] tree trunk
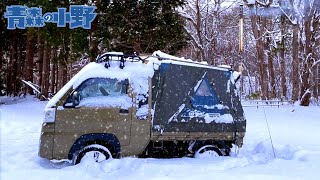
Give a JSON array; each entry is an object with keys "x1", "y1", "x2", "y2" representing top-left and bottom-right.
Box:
[
  {"x1": 300, "y1": 17, "x2": 312, "y2": 106},
  {"x1": 7, "y1": 30, "x2": 18, "y2": 96},
  {"x1": 55, "y1": 61, "x2": 58, "y2": 92},
  {"x1": 89, "y1": 18, "x2": 98, "y2": 62},
  {"x1": 252, "y1": 16, "x2": 268, "y2": 99},
  {"x1": 0, "y1": 44, "x2": 2, "y2": 72},
  {"x1": 195, "y1": 0, "x2": 204, "y2": 61},
  {"x1": 312, "y1": 66, "x2": 318, "y2": 100},
  {"x1": 25, "y1": 29, "x2": 35, "y2": 95},
  {"x1": 0, "y1": 5, "x2": 4, "y2": 95},
  {"x1": 63, "y1": 43, "x2": 69, "y2": 86},
  {"x1": 291, "y1": 24, "x2": 300, "y2": 101},
  {"x1": 6, "y1": 49, "x2": 12, "y2": 96},
  {"x1": 0, "y1": 42, "x2": 3, "y2": 95},
  {"x1": 62, "y1": 63, "x2": 68, "y2": 87},
  {"x1": 50, "y1": 47, "x2": 57, "y2": 95},
  {"x1": 316, "y1": 65, "x2": 320, "y2": 101},
  {"x1": 265, "y1": 18, "x2": 276, "y2": 99},
  {"x1": 16, "y1": 34, "x2": 23, "y2": 96},
  {"x1": 57, "y1": 63, "x2": 63, "y2": 91},
  {"x1": 50, "y1": 62, "x2": 56, "y2": 95},
  {"x1": 280, "y1": 15, "x2": 287, "y2": 99},
  {"x1": 37, "y1": 34, "x2": 44, "y2": 98},
  {"x1": 6, "y1": 56, "x2": 12, "y2": 96},
  {"x1": 267, "y1": 42, "x2": 276, "y2": 99},
  {"x1": 41, "y1": 40, "x2": 50, "y2": 99}
]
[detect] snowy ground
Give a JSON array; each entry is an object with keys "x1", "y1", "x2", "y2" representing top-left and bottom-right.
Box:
[{"x1": 1, "y1": 96, "x2": 320, "y2": 180}]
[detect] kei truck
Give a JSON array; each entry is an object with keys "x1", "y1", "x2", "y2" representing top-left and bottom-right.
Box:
[{"x1": 38, "y1": 51, "x2": 246, "y2": 164}]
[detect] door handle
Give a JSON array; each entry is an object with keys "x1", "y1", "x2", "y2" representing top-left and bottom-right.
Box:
[{"x1": 119, "y1": 109, "x2": 129, "y2": 114}]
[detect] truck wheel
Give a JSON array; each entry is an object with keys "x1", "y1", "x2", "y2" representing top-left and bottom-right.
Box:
[
  {"x1": 73, "y1": 144, "x2": 112, "y2": 165},
  {"x1": 194, "y1": 145, "x2": 223, "y2": 158}
]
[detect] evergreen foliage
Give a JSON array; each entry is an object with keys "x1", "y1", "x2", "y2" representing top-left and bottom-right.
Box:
[
  {"x1": 0, "y1": 0, "x2": 187, "y2": 97},
  {"x1": 97, "y1": 0, "x2": 187, "y2": 54}
]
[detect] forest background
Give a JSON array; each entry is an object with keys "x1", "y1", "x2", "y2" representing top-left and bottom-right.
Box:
[{"x1": 0, "y1": 0, "x2": 319, "y2": 106}]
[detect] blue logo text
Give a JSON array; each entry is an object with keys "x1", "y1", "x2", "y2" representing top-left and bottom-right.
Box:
[{"x1": 4, "y1": 5, "x2": 97, "y2": 29}]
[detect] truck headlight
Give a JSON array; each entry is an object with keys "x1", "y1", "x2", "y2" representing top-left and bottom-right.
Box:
[{"x1": 44, "y1": 108, "x2": 56, "y2": 123}]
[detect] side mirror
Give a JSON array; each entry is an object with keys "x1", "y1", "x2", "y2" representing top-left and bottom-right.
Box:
[{"x1": 72, "y1": 91, "x2": 80, "y2": 106}]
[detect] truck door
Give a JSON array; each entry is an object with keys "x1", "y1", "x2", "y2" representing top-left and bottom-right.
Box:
[
  {"x1": 53, "y1": 78, "x2": 132, "y2": 159},
  {"x1": 124, "y1": 80, "x2": 152, "y2": 156}
]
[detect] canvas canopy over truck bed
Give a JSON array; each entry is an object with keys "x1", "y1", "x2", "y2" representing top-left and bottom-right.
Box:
[
  {"x1": 151, "y1": 61, "x2": 245, "y2": 134},
  {"x1": 91, "y1": 51, "x2": 246, "y2": 145}
]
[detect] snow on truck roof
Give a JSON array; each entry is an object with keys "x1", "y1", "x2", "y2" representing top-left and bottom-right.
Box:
[
  {"x1": 45, "y1": 51, "x2": 233, "y2": 109},
  {"x1": 45, "y1": 60, "x2": 153, "y2": 109}
]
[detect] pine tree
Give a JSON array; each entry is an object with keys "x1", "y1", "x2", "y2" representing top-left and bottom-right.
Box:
[
  {"x1": 0, "y1": 0, "x2": 188, "y2": 97},
  {"x1": 97, "y1": 0, "x2": 187, "y2": 54},
  {"x1": 0, "y1": 2, "x2": 7, "y2": 95}
]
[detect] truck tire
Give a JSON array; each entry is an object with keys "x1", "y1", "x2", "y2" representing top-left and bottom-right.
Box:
[
  {"x1": 73, "y1": 144, "x2": 112, "y2": 165},
  {"x1": 194, "y1": 145, "x2": 223, "y2": 158}
]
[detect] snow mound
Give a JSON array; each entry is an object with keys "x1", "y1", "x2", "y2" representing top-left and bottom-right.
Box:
[
  {"x1": 1, "y1": 99, "x2": 320, "y2": 179},
  {"x1": 0, "y1": 95, "x2": 39, "y2": 105}
]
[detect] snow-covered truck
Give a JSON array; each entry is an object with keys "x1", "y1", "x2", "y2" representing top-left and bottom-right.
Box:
[{"x1": 39, "y1": 51, "x2": 246, "y2": 164}]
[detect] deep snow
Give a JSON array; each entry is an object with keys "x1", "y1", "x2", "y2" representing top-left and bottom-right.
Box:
[{"x1": 1, "y1": 96, "x2": 320, "y2": 180}]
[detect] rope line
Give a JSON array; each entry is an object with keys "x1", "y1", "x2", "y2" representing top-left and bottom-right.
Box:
[{"x1": 262, "y1": 106, "x2": 276, "y2": 158}]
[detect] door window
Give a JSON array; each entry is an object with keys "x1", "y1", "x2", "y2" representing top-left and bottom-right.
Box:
[
  {"x1": 64, "y1": 78, "x2": 130, "y2": 108},
  {"x1": 77, "y1": 78, "x2": 128, "y2": 99}
]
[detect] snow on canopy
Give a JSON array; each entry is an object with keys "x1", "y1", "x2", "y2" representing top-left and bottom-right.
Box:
[{"x1": 152, "y1": 50, "x2": 229, "y2": 71}]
